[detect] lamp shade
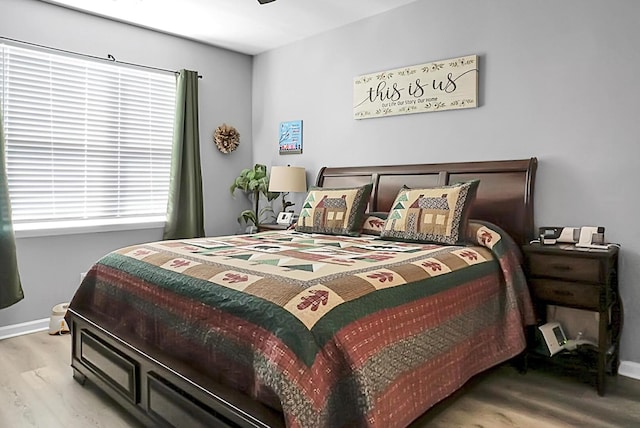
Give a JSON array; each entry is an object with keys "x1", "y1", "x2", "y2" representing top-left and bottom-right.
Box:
[{"x1": 268, "y1": 166, "x2": 307, "y2": 193}]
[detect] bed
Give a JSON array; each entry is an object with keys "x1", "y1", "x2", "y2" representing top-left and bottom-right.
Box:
[{"x1": 66, "y1": 157, "x2": 537, "y2": 428}]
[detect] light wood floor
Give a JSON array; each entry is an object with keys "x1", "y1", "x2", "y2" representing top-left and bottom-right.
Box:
[{"x1": 1, "y1": 332, "x2": 640, "y2": 427}]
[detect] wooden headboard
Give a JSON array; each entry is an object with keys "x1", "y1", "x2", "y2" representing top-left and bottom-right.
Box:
[{"x1": 316, "y1": 158, "x2": 537, "y2": 246}]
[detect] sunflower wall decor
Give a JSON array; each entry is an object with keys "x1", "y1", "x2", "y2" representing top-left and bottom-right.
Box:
[{"x1": 214, "y1": 124, "x2": 240, "y2": 153}]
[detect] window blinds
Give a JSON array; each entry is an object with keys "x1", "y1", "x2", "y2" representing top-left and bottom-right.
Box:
[{"x1": 0, "y1": 44, "x2": 176, "y2": 230}]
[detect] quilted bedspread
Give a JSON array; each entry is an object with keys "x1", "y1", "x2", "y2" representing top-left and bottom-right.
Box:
[{"x1": 69, "y1": 221, "x2": 534, "y2": 428}]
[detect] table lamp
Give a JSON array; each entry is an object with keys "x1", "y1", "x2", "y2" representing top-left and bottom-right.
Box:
[{"x1": 268, "y1": 166, "x2": 307, "y2": 215}]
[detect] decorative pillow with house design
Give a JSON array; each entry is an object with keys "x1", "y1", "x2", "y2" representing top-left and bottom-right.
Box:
[
  {"x1": 380, "y1": 180, "x2": 480, "y2": 245},
  {"x1": 295, "y1": 183, "x2": 373, "y2": 236}
]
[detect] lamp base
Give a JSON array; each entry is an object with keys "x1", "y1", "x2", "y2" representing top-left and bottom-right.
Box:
[{"x1": 281, "y1": 192, "x2": 295, "y2": 213}]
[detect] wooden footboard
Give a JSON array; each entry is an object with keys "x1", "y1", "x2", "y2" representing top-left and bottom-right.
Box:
[{"x1": 68, "y1": 309, "x2": 285, "y2": 428}]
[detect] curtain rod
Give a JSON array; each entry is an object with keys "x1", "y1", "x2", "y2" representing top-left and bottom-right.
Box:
[{"x1": 0, "y1": 36, "x2": 202, "y2": 79}]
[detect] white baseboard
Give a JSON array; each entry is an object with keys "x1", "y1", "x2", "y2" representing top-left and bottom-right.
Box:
[
  {"x1": 0, "y1": 318, "x2": 49, "y2": 340},
  {"x1": 619, "y1": 361, "x2": 640, "y2": 381}
]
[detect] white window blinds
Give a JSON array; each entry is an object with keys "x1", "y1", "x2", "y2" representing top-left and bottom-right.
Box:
[{"x1": 0, "y1": 43, "x2": 176, "y2": 231}]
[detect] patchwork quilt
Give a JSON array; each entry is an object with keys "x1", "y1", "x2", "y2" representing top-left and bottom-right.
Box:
[{"x1": 69, "y1": 221, "x2": 534, "y2": 428}]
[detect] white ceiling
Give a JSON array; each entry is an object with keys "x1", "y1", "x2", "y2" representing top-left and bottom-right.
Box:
[{"x1": 40, "y1": 0, "x2": 419, "y2": 55}]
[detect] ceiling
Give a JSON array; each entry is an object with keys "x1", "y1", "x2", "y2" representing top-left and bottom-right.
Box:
[{"x1": 41, "y1": 0, "x2": 419, "y2": 55}]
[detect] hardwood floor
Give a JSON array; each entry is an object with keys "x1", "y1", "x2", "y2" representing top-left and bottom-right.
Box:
[
  {"x1": 0, "y1": 332, "x2": 140, "y2": 428},
  {"x1": 1, "y1": 332, "x2": 639, "y2": 427}
]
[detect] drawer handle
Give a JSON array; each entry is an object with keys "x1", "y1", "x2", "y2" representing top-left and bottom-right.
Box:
[
  {"x1": 553, "y1": 290, "x2": 573, "y2": 297},
  {"x1": 551, "y1": 265, "x2": 573, "y2": 271}
]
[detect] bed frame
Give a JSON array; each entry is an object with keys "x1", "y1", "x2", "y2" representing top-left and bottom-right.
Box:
[{"x1": 68, "y1": 157, "x2": 537, "y2": 428}]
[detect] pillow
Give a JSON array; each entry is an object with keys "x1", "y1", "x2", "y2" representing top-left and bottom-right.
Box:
[
  {"x1": 295, "y1": 183, "x2": 373, "y2": 236},
  {"x1": 361, "y1": 212, "x2": 388, "y2": 236},
  {"x1": 380, "y1": 180, "x2": 479, "y2": 244}
]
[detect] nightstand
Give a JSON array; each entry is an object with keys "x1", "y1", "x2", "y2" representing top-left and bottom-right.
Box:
[
  {"x1": 257, "y1": 223, "x2": 290, "y2": 232},
  {"x1": 522, "y1": 243, "x2": 621, "y2": 396}
]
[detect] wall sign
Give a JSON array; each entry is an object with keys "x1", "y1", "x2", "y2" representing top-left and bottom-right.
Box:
[
  {"x1": 279, "y1": 120, "x2": 303, "y2": 154},
  {"x1": 353, "y1": 55, "x2": 478, "y2": 119}
]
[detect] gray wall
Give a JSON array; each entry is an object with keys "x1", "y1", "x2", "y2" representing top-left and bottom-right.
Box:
[
  {"x1": 2, "y1": 0, "x2": 639, "y2": 371},
  {"x1": 252, "y1": 0, "x2": 640, "y2": 366},
  {"x1": 0, "y1": 0, "x2": 253, "y2": 327}
]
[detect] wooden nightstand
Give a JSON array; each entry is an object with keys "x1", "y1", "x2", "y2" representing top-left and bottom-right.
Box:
[
  {"x1": 522, "y1": 243, "x2": 621, "y2": 395},
  {"x1": 257, "y1": 223, "x2": 290, "y2": 232}
]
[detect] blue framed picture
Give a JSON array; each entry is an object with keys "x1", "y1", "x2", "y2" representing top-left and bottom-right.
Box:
[{"x1": 279, "y1": 120, "x2": 303, "y2": 154}]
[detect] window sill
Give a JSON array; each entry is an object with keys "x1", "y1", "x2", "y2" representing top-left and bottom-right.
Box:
[{"x1": 14, "y1": 217, "x2": 166, "y2": 239}]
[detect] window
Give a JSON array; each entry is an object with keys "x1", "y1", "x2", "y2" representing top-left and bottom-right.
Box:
[{"x1": 0, "y1": 43, "x2": 176, "y2": 234}]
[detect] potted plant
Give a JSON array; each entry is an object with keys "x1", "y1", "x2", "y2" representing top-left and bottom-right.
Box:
[{"x1": 230, "y1": 163, "x2": 279, "y2": 232}]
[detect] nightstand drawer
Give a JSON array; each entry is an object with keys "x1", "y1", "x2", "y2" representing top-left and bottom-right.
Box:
[
  {"x1": 528, "y1": 278, "x2": 600, "y2": 309},
  {"x1": 527, "y1": 253, "x2": 601, "y2": 282}
]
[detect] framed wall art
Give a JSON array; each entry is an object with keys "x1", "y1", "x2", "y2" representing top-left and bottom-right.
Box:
[
  {"x1": 279, "y1": 120, "x2": 303, "y2": 154},
  {"x1": 353, "y1": 54, "x2": 479, "y2": 119}
]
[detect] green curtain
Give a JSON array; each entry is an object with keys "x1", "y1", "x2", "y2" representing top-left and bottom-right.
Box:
[
  {"x1": 163, "y1": 69, "x2": 205, "y2": 240},
  {"x1": 0, "y1": 107, "x2": 24, "y2": 309}
]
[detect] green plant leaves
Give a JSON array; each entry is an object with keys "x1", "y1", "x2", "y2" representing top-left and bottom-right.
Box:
[{"x1": 231, "y1": 163, "x2": 280, "y2": 225}]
